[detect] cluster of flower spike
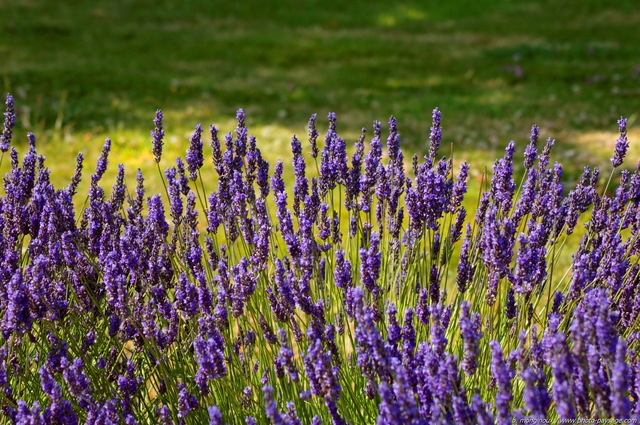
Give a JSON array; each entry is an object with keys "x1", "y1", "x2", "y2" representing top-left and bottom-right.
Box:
[{"x1": 0, "y1": 93, "x2": 639, "y2": 424}]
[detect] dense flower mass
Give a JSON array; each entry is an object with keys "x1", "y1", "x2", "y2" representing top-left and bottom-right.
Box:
[{"x1": 0, "y1": 95, "x2": 639, "y2": 424}]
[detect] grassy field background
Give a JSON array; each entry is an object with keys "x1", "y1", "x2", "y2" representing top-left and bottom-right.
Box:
[{"x1": 1, "y1": 0, "x2": 640, "y2": 198}]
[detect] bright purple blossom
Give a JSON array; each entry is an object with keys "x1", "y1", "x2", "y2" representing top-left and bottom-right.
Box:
[
  {"x1": 186, "y1": 124, "x2": 204, "y2": 180},
  {"x1": 151, "y1": 109, "x2": 164, "y2": 163},
  {"x1": 1, "y1": 94, "x2": 15, "y2": 152},
  {"x1": 611, "y1": 117, "x2": 629, "y2": 167}
]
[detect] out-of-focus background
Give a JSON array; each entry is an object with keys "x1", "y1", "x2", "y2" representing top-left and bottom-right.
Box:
[{"x1": 1, "y1": 0, "x2": 639, "y2": 196}]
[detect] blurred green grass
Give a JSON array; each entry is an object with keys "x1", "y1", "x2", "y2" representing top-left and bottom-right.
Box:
[{"x1": 1, "y1": 0, "x2": 639, "y2": 197}]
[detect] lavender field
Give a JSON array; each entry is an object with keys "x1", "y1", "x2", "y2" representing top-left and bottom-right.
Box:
[{"x1": 0, "y1": 93, "x2": 639, "y2": 424}]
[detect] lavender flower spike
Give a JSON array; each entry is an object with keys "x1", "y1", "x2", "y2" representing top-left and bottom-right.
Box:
[
  {"x1": 151, "y1": 109, "x2": 164, "y2": 163},
  {"x1": 459, "y1": 301, "x2": 483, "y2": 376},
  {"x1": 186, "y1": 124, "x2": 204, "y2": 180},
  {"x1": 611, "y1": 117, "x2": 628, "y2": 167},
  {"x1": 1, "y1": 93, "x2": 15, "y2": 152},
  {"x1": 208, "y1": 406, "x2": 227, "y2": 425},
  {"x1": 428, "y1": 107, "x2": 442, "y2": 164}
]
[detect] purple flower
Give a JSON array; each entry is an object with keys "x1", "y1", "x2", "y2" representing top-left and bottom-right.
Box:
[
  {"x1": 3, "y1": 271, "x2": 31, "y2": 338},
  {"x1": 194, "y1": 322, "x2": 227, "y2": 394},
  {"x1": 156, "y1": 405, "x2": 172, "y2": 425},
  {"x1": 308, "y1": 114, "x2": 319, "y2": 158},
  {"x1": 267, "y1": 258, "x2": 295, "y2": 322},
  {"x1": 505, "y1": 287, "x2": 517, "y2": 320},
  {"x1": 346, "y1": 128, "x2": 365, "y2": 210},
  {"x1": 546, "y1": 330, "x2": 576, "y2": 419},
  {"x1": 456, "y1": 225, "x2": 474, "y2": 293},
  {"x1": 14, "y1": 400, "x2": 45, "y2": 425},
  {"x1": 513, "y1": 168, "x2": 538, "y2": 226},
  {"x1": 376, "y1": 360, "x2": 425, "y2": 425},
  {"x1": 262, "y1": 385, "x2": 285, "y2": 424},
  {"x1": 470, "y1": 394, "x2": 494, "y2": 425},
  {"x1": 186, "y1": 124, "x2": 204, "y2": 180},
  {"x1": 92, "y1": 138, "x2": 112, "y2": 185},
  {"x1": 524, "y1": 124, "x2": 539, "y2": 169},
  {"x1": 117, "y1": 360, "x2": 140, "y2": 415},
  {"x1": 402, "y1": 308, "x2": 417, "y2": 366},
  {"x1": 538, "y1": 137, "x2": 555, "y2": 171},
  {"x1": 146, "y1": 194, "x2": 169, "y2": 239},
  {"x1": 275, "y1": 328, "x2": 299, "y2": 383},
  {"x1": 360, "y1": 232, "x2": 382, "y2": 297},
  {"x1": 151, "y1": 109, "x2": 164, "y2": 163},
  {"x1": 489, "y1": 340, "x2": 515, "y2": 424},
  {"x1": 230, "y1": 256, "x2": 257, "y2": 317},
  {"x1": 459, "y1": 301, "x2": 483, "y2": 376},
  {"x1": 303, "y1": 335, "x2": 341, "y2": 402},
  {"x1": 334, "y1": 250, "x2": 352, "y2": 289},
  {"x1": 480, "y1": 206, "x2": 516, "y2": 304},
  {"x1": 259, "y1": 314, "x2": 278, "y2": 345},
  {"x1": 272, "y1": 161, "x2": 299, "y2": 258},
  {"x1": 610, "y1": 339, "x2": 632, "y2": 418},
  {"x1": 449, "y1": 162, "x2": 470, "y2": 212},
  {"x1": 611, "y1": 117, "x2": 628, "y2": 167},
  {"x1": 387, "y1": 116, "x2": 401, "y2": 164},
  {"x1": 291, "y1": 135, "x2": 308, "y2": 216},
  {"x1": 1, "y1": 94, "x2": 15, "y2": 152},
  {"x1": 177, "y1": 381, "x2": 199, "y2": 420},
  {"x1": 175, "y1": 157, "x2": 191, "y2": 195},
  {"x1": 65, "y1": 152, "x2": 84, "y2": 198},
  {"x1": 319, "y1": 113, "x2": 339, "y2": 196},
  {"x1": 428, "y1": 107, "x2": 442, "y2": 164},
  {"x1": 175, "y1": 272, "x2": 199, "y2": 319},
  {"x1": 61, "y1": 358, "x2": 93, "y2": 408},
  {"x1": 235, "y1": 109, "x2": 248, "y2": 159},
  {"x1": 241, "y1": 386, "x2": 254, "y2": 409},
  {"x1": 406, "y1": 158, "x2": 452, "y2": 233},
  {"x1": 331, "y1": 135, "x2": 349, "y2": 187},
  {"x1": 490, "y1": 140, "x2": 516, "y2": 213},
  {"x1": 208, "y1": 406, "x2": 226, "y2": 425},
  {"x1": 521, "y1": 366, "x2": 550, "y2": 419},
  {"x1": 511, "y1": 228, "x2": 547, "y2": 295},
  {"x1": 43, "y1": 399, "x2": 78, "y2": 425},
  {"x1": 109, "y1": 163, "x2": 126, "y2": 210},
  {"x1": 360, "y1": 121, "x2": 382, "y2": 212},
  {"x1": 86, "y1": 400, "x2": 119, "y2": 424},
  {"x1": 39, "y1": 365, "x2": 61, "y2": 399}
]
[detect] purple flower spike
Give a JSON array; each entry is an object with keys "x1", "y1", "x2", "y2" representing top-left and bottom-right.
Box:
[
  {"x1": 177, "y1": 381, "x2": 199, "y2": 420},
  {"x1": 334, "y1": 250, "x2": 352, "y2": 289},
  {"x1": 610, "y1": 339, "x2": 632, "y2": 418},
  {"x1": 151, "y1": 109, "x2": 164, "y2": 163},
  {"x1": 360, "y1": 121, "x2": 382, "y2": 212},
  {"x1": 1, "y1": 93, "x2": 15, "y2": 152},
  {"x1": 263, "y1": 385, "x2": 284, "y2": 424},
  {"x1": 92, "y1": 138, "x2": 112, "y2": 185},
  {"x1": 524, "y1": 124, "x2": 539, "y2": 169},
  {"x1": 291, "y1": 135, "x2": 308, "y2": 216},
  {"x1": 611, "y1": 117, "x2": 628, "y2": 167},
  {"x1": 489, "y1": 340, "x2": 514, "y2": 425},
  {"x1": 428, "y1": 107, "x2": 442, "y2": 164},
  {"x1": 186, "y1": 124, "x2": 204, "y2": 180},
  {"x1": 308, "y1": 114, "x2": 319, "y2": 158},
  {"x1": 459, "y1": 301, "x2": 483, "y2": 376},
  {"x1": 387, "y1": 116, "x2": 400, "y2": 163},
  {"x1": 15, "y1": 400, "x2": 45, "y2": 425},
  {"x1": 208, "y1": 406, "x2": 226, "y2": 425},
  {"x1": 360, "y1": 232, "x2": 382, "y2": 297}
]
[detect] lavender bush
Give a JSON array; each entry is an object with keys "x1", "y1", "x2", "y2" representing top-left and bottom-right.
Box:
[{"x1": 0, "y1": 93, "x2": 639, "y2": 424}]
